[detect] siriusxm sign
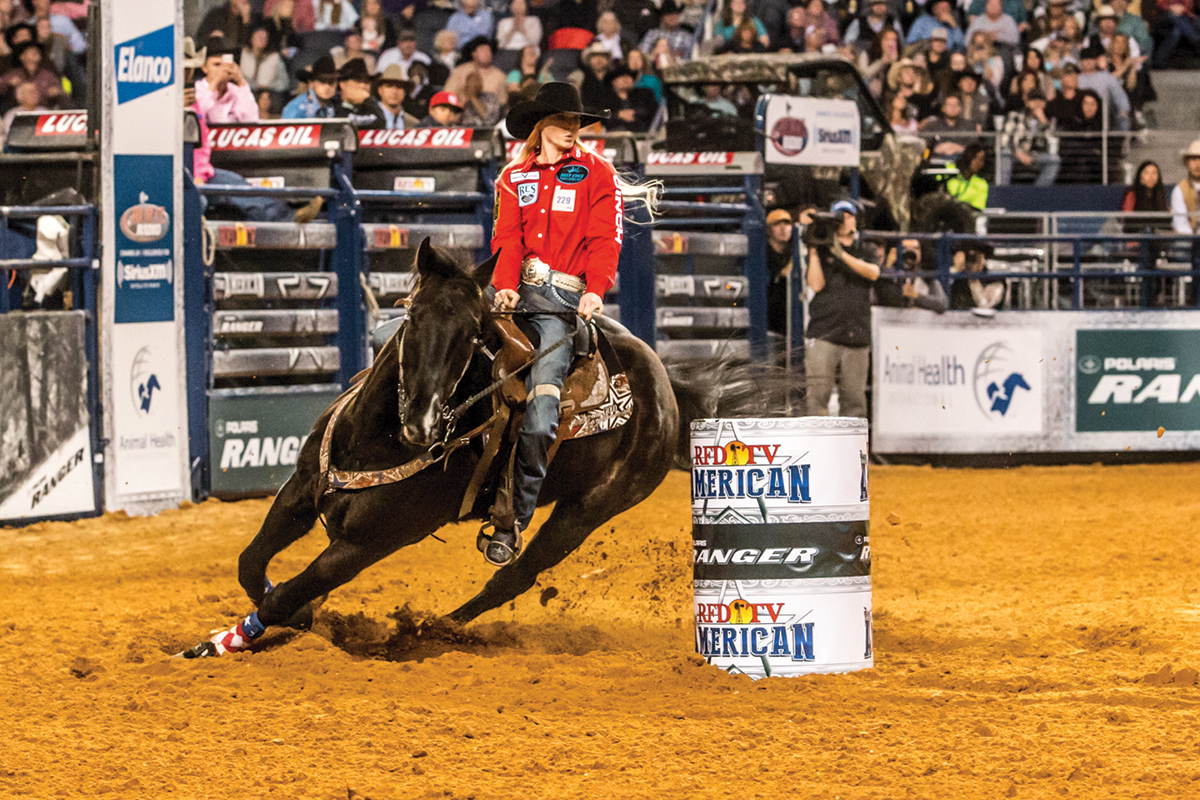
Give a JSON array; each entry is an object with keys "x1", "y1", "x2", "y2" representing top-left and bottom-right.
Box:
[{"x1": 115, "y1": 25, "x2": 174, "y2": 104}]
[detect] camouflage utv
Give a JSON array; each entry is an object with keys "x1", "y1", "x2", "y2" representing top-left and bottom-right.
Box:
[{"x1": 658, "y1": 53, "x2": 928, "y2": 230}]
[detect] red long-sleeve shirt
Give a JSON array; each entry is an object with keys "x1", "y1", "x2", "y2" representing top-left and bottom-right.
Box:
[{"x1": 491, "y1": 145, "x2": 624, "y2": 298}]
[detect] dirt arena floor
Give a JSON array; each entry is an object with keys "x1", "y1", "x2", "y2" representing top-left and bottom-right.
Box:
[{"x1": 3, "y1": 463, "x2": 1200, "y2": 799}]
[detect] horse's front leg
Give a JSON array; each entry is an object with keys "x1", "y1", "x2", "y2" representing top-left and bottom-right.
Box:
[{"x1": 181, "y1": 537, "x2": 390, "y2": 658}]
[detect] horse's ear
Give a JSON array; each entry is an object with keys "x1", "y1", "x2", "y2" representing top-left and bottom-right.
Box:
[
  {"x1": 415, "y1": 237, "x2": 455, "y2": 278},
  {"x1": 472, "y1": 249, "x2": 500, "y2": 290}
]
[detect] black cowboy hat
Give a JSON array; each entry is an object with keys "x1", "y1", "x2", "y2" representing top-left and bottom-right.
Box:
[
  {"x1": 338, "y1": 57, "x2": 373, "y2": 83},
  {"x1": 298, "y1": 54, "x2": 340, "y2": 83},
  {"x1": 606, "y1": 64, "x2": 637, "y2": 83},
  {"x1": 659, "y1": 0, "x2": 684, "y2": 15},
  {"x1": 459, "y1": 35, "x2": 493, "y2": 63},
  {"x1": 4, "y1": 23, "x2": 34, "y2": 51},
  {"x1": 11, "y1": 40, "x2": 44, "y2": 63},
  {"x1": 504, "y1": 81, "x2": 610, "y2": 139},
  {"x1": 204, "y1": 35, "x2": 239, "y2": 59}
]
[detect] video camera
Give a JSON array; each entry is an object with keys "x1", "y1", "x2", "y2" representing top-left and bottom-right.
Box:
[{"x1": 802, "y1": 211, "x2": 843, "y2": 248}]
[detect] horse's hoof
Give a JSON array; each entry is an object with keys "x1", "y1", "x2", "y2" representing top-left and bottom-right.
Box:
[
  {"x1": 477, "y1": 525, "x2": 522, "y2": 567},
  {"x1": 175, "y1": 641, "x2": 219, "y2": 659}
]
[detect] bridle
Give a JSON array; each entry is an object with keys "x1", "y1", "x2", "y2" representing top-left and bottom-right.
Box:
[
  {"x1": 396, "y1": 319, "x2": 494, "y2": 445},
  {"x1": 395, "y1": 311, "x2": 576, "y2": 448}
]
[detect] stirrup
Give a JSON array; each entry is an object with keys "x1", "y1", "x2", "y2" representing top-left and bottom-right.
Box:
[{"x1": 476, "y1": 521, "x2": 522, "y2": 567}]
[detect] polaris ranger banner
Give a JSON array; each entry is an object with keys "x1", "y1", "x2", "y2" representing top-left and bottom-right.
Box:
[
  {"x1": 873, "y1": 308, "x2": 1200, "y2": 454},
  {"x1": 101, "y1": 1, "x2": 189, "y2": 514},
  {"x1": 0, "y1": 312, "x2": 97, "y2": 522},
  {"x1": 1076, "y1": 329, "x2": 1200, "y2": 433},
  {"x1": 208, "y1": 387, "x2": 341, "y2": 496},
  {"x1": 761, "y1": 96, "x2": 860, "y2": 168}
]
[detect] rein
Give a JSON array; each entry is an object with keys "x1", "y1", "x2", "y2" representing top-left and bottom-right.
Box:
[{"x1": 321, "y1": 315, "x2": 576, "y2": 495}]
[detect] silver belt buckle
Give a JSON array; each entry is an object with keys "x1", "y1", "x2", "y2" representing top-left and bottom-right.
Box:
[{"x1": 521, "y1": 257, "x2": 550, "y2": 286}]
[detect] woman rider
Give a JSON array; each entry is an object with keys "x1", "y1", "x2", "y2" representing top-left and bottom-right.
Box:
[{"x1": 482, "y1": 82, "x2": 656, "y2": 567}]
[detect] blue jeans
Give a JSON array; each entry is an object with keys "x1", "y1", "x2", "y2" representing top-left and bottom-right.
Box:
[
  {"x1": 999, "y1": 149, "x2": 1061, "y2": 186},
  {"x1": 1154, "y1": 14, "x2": 1200, "y2": 67},
  {"x1": 511, "y1": 281, "x2": 579, "y2": 529},
  {"x1": 204, "y1": 168, "x2": 294, "y2": 222}
]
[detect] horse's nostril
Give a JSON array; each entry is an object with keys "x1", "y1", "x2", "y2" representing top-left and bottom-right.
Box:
[{"x1": 401, "y1": 424, "x2": 423, "y2": 443}]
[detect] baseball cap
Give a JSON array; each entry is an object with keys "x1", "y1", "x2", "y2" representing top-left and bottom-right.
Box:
[
  {"x1": 430, "y1": 90, "x2": 463, "y2": 110},
  {"x1": 766, "y1": 209, "x2": 793, "y2": 225},
  {"x1": 831, "y1": 200, "x2": 857, "y2": 216}
]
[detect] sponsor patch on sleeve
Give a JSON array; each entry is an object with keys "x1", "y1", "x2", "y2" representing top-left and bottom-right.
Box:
[{"x1": 518, "y1": 182, "x2": 539, "y2": 207}]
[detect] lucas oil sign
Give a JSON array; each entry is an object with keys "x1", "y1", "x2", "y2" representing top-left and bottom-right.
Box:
[{"x1": 691, "y1": 418, "x2": 871, "y2": 678}]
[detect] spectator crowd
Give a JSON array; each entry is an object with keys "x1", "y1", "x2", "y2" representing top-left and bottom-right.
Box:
[{"x1": 165, "y1": 0, "x2": 1198, "y2": 187}]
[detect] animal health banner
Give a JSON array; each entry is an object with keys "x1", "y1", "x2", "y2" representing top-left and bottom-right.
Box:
[
  {"x1": 872, "y1": 310, "x2": 1045, "y2": 453},
  {"x1": 762, "y1": 96, "x2": 860, "y2": 167},
  {"x1": 101, "y1": 1, "x2": 189, "y2": 513},
  {"x1": 873, "y1": 308, "x2": 1200, "y2": 454}
]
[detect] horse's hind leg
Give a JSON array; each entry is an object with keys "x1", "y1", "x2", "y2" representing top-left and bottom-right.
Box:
[{"x1": 236, "y1": 474, "x2": 320, "y2": 607}]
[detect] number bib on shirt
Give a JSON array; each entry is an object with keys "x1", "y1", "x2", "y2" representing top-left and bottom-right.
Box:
[{"x1": 552, "y1": 187, "x2": 576, "y2": 212}]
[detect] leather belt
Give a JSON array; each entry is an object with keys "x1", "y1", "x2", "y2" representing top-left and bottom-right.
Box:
[{"x1": 521, "y1": 257, "x2": 587, "y2": 294}]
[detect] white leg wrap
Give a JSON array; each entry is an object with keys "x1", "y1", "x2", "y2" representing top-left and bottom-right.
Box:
[{"x1": 532, "y1": 384, "x2": 561, "y2": 400}]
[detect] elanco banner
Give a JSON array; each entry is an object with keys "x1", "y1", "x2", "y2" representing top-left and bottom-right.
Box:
[
  {"x1": 101, "y1": 1, "x2": 189, "y2": 513},
  {"x1": 762, "y1": 96, "x2": 861, "y2": 167}
]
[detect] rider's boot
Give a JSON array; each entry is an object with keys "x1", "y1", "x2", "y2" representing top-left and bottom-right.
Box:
[{"x1": 478, "y1": 504, "x2": 523, "y2": 567}]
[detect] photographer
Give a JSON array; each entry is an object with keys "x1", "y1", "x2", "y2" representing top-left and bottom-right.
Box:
[
  {"x1": 805, "y1": 201, "x2": 880, "y2": 419},
  {"x1": 766, "y1": 206, "x2": 815, "y2": 336},
  {"x1": 875, "y1": 238, "x2": 948, "y2": 312},
  {"x1": 949, "y1": 241, "x2": 1004, "y2": 310}
]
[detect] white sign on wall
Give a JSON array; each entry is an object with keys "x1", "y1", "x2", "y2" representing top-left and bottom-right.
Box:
[
  {"x1": 101, "y1": 0, "x2": 188, "y2": 513},
  {"x1": 762, "y1": 96, "x2": 861, "y2": 167},
  {"x1": 873, "y1": 324, "x2": 1045, "y2": 437}
]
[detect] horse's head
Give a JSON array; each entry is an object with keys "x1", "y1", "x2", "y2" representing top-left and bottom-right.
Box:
[{"x1": 397, "y1": 238, "x2": 498, "y2": 447}]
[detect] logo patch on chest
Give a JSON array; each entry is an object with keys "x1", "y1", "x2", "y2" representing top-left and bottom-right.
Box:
[
  {"x1": 552, "y1": 187, "x2": 576, "y2": 212},
  {"x1": 510, "y1": 171, "x2": 537, "y2": 183},
  {"x1": 557, "y1": 164, "x2": 589, "y2": 184},
  {"x1": 517, "y1": 182, "x2": 539, "y2": 207}
]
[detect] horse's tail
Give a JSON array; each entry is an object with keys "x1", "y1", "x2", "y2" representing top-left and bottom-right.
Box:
[{"x1": 663, "y1": 354, "x2": 802, "y2": 468}]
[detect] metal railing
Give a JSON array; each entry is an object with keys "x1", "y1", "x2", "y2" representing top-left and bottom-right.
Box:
[
  {"x1": 860, "y1": 220, "x2": 1200, "y2": 311},
  {"x1": 918, "y1": 126, "x2": 1137, "y2": 186}
]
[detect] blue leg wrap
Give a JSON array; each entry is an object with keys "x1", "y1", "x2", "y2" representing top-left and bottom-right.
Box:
[{"x1": 241, "y1": 611, "x2": 266, "y2": 639}]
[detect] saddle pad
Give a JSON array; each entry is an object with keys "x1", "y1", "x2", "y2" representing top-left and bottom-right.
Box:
[{"x1": 560, "y1": 371, "x2": 633, "y2": 442}]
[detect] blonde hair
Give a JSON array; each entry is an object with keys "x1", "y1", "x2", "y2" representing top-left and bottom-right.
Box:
[{"x1": 514, "y1": 116, "x2": 661, "y2": 221}]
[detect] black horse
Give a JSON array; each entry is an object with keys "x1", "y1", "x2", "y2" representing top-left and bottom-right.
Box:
[{"x1": 188, "y1": 239, "x2": 685, "y2": 654}]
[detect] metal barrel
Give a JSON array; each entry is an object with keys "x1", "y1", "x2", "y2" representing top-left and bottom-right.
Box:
[{"x1": 690, "y1": 417, "x2": 872, "y2": 677}]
